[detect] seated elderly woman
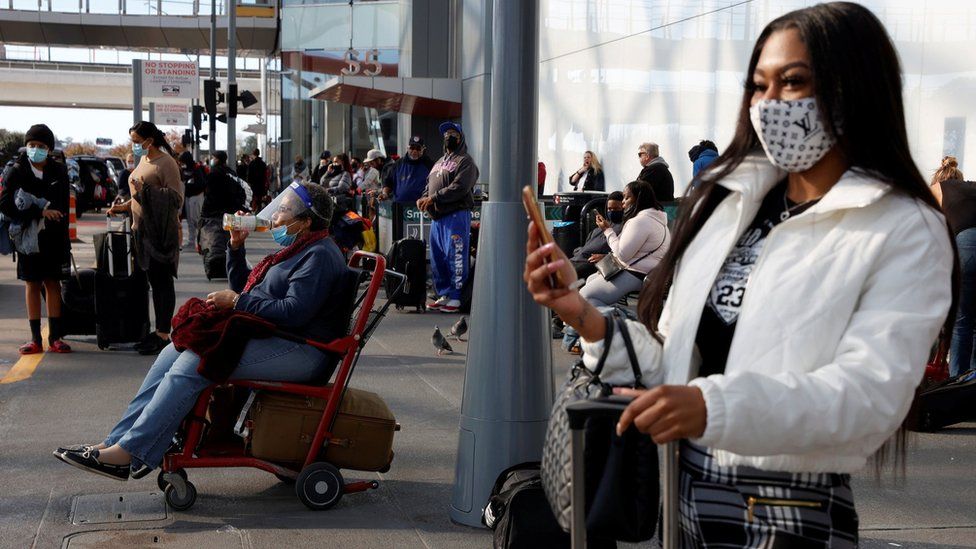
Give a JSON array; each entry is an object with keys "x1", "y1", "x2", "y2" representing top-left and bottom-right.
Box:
[{"x1": 53, "y1": 182, "x2": 351, "y2": 480}]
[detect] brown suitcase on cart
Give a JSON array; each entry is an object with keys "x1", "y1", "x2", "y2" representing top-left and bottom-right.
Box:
[{"x1": 250, "y1": 388, "x2": 398, "y2": 471}]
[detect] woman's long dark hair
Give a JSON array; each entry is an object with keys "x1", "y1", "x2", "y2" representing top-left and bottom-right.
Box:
[
  {"x1": 129, "y1": 121, "x2": 175, "y2": 156},
  {"x1": 623, "y1": 180, "x2": 662, "y2": 223},
  {"x1": 637, "y1": 2, "x2": 959, "y2": 474}
]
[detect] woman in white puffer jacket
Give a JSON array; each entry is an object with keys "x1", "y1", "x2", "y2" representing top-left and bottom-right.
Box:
[{"x1": 524, "y1": 3, "x2": 956, "y2": 547}]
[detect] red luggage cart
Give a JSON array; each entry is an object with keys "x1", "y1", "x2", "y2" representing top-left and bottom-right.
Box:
[{"x1": 157, "y1": 251, "x2": 406, "y2": 511}]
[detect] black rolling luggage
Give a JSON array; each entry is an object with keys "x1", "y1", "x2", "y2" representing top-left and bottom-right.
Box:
[
  {"x1": 199, "y1": 217, "x2": 229, "y2": 280},
  {"x1": 385, "y1": 238, "x2": 427, "y2": 311},
  {"x1": 61, "y1": 268, "x2": 97, "y2": 336},
  {"x1": 913, "y1": 369, "x2": 976, "y2": 432},
  {"x1": 564, "y1": 397, "x2": 667, "y2": 549},
  {"x1": 94, "y1": 270, "x2": 150, "y2": 349},
  {"x1": 94, "y1": 230, "x2": 133, "y2": 278}
]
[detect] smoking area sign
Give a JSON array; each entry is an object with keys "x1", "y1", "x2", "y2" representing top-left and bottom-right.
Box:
[
  {"x1": 153, "y1": 103, "x2": 190, "y2": 126},
  {"x1": 141, "y1": 61, "x2": 199, "y2": 100}
]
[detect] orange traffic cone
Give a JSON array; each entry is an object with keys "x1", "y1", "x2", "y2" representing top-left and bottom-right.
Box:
[{"x1": 68, "y1": 191, "x2": 80, "y2": 242}]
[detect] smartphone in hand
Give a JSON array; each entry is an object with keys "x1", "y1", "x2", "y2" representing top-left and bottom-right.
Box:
[{"x1": 522, "y1": 185, "x2": 565, "y2": 288}]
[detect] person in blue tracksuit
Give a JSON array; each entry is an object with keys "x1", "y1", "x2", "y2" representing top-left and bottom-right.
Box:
[{"x1": 415, "y1": 122, "x2": 479, "y2": 313}]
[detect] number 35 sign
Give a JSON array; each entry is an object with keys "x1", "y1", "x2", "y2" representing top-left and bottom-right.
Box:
[{"x1": 341, "y1": 49, "x2": 382, "y2": 77}]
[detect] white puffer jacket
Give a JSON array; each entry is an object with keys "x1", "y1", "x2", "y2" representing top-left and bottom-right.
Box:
[{"x1": 581, "y1": 155, "x2": 953, "y2": 473}]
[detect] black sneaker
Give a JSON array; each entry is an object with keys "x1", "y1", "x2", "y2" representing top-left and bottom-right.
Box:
[
  {"x1": 55, "y1": 443, "x2": 97, "y2": 455},
  {"x1": 135, "y1": 333, "x2": 168, "y2": 356},
  {"x1": 55, "y1": 448, "x2": 130, "y2": 481}
]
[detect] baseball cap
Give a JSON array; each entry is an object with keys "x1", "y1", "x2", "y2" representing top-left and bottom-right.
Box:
[
  {"x1": 408, "y1": 136, "x2": 425, "y2": 148},
  {"x1": 438, "y1": 121, "x2": 463, "y2": 135},
  {"x1": 365, "y1": 149, "x2": 384, "y2": 162}
]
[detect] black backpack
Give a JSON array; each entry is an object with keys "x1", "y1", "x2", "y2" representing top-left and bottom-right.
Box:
[{"x1": 483, "y1": 462, "x2": 569, "y2": 549}]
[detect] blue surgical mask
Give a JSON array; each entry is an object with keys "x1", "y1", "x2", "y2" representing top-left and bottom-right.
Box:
[
  {"x1": 26, "y1": 146, "x2": 48, "y2": 163},
  {"x1": 607, "y1": 210, "x2": 624, "y2": 224},
  {"x1": 132, "y1": 142, "x2": 148, "y2": 157},
  {"x1": 271, "y1": 222, "x2": 298, "y2": 247}
]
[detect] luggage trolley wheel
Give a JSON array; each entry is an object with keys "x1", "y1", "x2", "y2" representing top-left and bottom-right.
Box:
[
  {"x1": 163, "y1": 473, "x2": 197, "y2": 511},
  {"x1": 296, "y1": 462, "x2": 344, "y2": 510}
]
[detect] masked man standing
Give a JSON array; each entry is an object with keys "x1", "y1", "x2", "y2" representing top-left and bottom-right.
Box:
[{"x1": 416, "y1": 122, "x2": 479, "y2": 313}]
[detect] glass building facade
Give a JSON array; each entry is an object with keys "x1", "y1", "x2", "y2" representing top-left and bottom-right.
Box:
[{"x1": 536, "y1": 0, "x2": 976, "y2": 195}]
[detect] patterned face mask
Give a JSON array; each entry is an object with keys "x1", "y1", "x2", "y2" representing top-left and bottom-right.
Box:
[{"x1": 749, "y1": 97, "x2": 837, "y2": 172}]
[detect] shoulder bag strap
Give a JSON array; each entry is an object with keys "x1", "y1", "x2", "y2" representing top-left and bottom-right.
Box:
[
  {"x1": 590, "y1": 313, "x2": 616, "y2": 377},
  {"x1": 613, "y1": 310, "x2": 645, "y2": 388}
]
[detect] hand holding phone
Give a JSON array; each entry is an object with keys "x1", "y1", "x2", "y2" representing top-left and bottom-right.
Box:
[{"x1": 522, "y1": 185, "x2": 565, "y2": 289}]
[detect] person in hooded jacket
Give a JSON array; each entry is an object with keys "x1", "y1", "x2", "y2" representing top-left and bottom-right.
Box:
[
  {"x1": 201, "y1": 151, "x2": 246, "y2": 219},
  {"x1": 636, "y1": 142, "x2": 675, "y2": 202},
  {"x1": 417, "y1": 122, "x2": 480, "y2": 314},
  {"x1": 689, "y1": 140, "x2": 720, "y2": 182},
  {"x1": 0, "y1": 124, "x2": 73, "y2": 354}
]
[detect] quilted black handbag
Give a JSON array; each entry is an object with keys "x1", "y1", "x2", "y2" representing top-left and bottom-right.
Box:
[{"x1": 540, "y1": 310, "x2": 659, "y2": 542}]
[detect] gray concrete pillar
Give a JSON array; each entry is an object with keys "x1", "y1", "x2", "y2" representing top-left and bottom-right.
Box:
[{"x1": 449, "y1": 0, "x2": 552, "y2": 528}]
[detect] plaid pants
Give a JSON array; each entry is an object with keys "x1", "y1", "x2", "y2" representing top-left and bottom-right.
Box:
[{"x1": 678, "y1": 442, "x2": 859, "y2": 548}]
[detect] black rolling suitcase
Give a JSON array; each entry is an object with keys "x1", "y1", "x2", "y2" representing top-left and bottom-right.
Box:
[
  {"x1": 94, "y1": 226, "x2": 134, "y2": 278},
  {"x1": 565, "y1": 398, "x2": 672, "y2": 549},
  {"x1": 94, "y1": 270, "x2": 150, "y2": 349},
  {"x1": 61, "y1": 268, "x2": 97, "y2": 336},
  {"x1": 913, "y1": 369, "x2": 976, "y2": 432},
  {"x1": 199, "y1": 217, "x2": 229, "y2": 280},
  {"x1": 385, "y1": 238, "x2": 427, "y2": 312}
]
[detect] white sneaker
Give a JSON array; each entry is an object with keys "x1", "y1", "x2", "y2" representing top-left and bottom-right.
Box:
[
  {"x1": 428, "y1": 295, "x2": 449, "y2": 310},
  {"x1": 439, "y1": 299, "x2": 462, "y2": 313}
]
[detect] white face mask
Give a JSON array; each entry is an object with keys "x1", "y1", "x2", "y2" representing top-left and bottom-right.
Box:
[{"x1": 749, "y1": 97, "x2": 837, "y2": 173}]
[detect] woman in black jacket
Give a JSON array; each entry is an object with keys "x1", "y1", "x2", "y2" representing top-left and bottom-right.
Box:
[
  {"x1": 568, "y1": 150, "x2": 605, "y2": 191},
  {"x1": 0, "y1": 124, "x2": 72, "y2": 354}
]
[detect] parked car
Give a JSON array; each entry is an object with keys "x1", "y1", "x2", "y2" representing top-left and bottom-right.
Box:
[{"x1": 69, "y1": 155, "x2": 119, "y2": 217}]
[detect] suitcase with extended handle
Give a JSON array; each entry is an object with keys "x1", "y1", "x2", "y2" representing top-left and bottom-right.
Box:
[{"x1": 565, "y1": 397, "x2": 677, "y2": 549}]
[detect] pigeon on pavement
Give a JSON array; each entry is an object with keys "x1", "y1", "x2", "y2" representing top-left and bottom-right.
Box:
[
  {"x1": 432, "y1": 326, "x2": 453, "y2": 355},
  {"x1": 450, "y1": 316, "x2": 468, "y2": 341}
]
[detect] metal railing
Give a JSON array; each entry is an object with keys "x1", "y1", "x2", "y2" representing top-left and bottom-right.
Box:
[
  {"x1": 0, "y1": 58, "x2": 276, "y2": 79},
  {"x1": 4, "y1": 0, "x2": 275, "y2": 17}
]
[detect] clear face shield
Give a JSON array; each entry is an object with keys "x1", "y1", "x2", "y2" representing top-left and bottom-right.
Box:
[{"x1": 257, "y1": 182, "x2": 313, "y2": 228}]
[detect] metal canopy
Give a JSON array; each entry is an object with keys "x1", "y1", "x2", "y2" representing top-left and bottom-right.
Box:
[{"x1": 310, "y1": 76, "x2": 462, "y2": 118}]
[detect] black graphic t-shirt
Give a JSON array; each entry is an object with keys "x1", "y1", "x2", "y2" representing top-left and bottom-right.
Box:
[{"x1": 694, "y1": 180, "x2": 818, "y2": 378}]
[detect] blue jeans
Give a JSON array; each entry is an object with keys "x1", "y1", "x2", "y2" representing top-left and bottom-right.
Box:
[
  {"x1": 951, "y1": 228, "x2": 976, "y2": 376},
  {"x1": 429, "y1": 209, "x2": 471, "y2": 300},
  {"x1": 104, "y1": 337, "x2": 332, "y2": 469}
]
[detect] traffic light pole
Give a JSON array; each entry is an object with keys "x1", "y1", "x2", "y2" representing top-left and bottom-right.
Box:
[
  {"x1": 208, "y1": 0, "x2": 217, "y2": 156},
  {"x1": 227, "y1": 0, "x2": 237, "y2": 163}
]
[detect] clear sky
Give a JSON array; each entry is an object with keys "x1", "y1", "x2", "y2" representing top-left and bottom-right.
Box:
[{"x1": 0, "y1": 106, "x2": 259, "y2": 150}]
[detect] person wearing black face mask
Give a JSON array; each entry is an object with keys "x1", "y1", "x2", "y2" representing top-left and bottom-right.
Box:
[
  {"x1": 579, "y1": 180, "x2": 670, "y2": 308},
  {"x1": 569, "y1": 191, "x2": 624, "y2": 279},
  {"x1": 417, "y1": 121, "x2": 480, "y2": 313}
]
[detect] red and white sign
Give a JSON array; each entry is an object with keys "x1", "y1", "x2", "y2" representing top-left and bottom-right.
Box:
[
  {"x1": 153, "y1": 103, "x2": 190, "y2": 126},
  {"x1": 141, "y1": 61, "x2": 199, "y2": 100}
]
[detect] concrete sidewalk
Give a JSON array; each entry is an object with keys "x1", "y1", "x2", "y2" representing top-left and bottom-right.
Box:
[{"x1": 0, "y1": 218, "x2": 974, "y2": 548}]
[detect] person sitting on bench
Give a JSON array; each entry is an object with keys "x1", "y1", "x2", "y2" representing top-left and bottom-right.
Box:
[{"x1": 52, "y1": 182, "x2": 353, "y2": 481}]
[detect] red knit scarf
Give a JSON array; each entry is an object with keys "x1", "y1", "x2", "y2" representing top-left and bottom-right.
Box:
[{"x1": 243, "y1": 229, "x2": 330, "y2": 293}]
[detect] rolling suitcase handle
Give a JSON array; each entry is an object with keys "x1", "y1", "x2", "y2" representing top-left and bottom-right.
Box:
[
  {"x1": 566, "y1": 397, "x2": 679, "y2": 549},
  {"x1": 566, "y1": 396, "x2": 631, "y2": 549}
]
